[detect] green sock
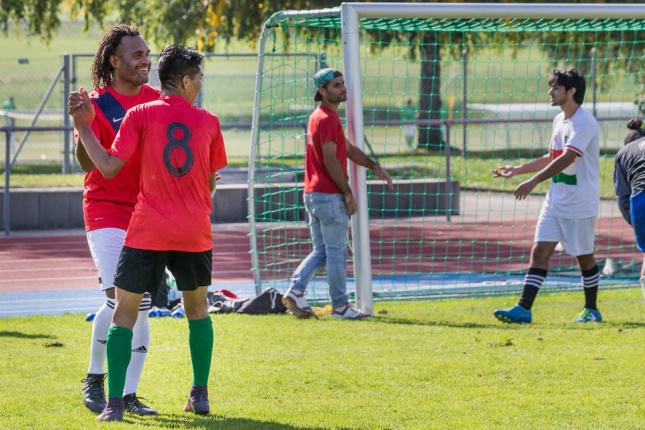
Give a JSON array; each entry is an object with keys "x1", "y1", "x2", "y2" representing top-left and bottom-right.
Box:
[
  {"x1": 106, "y1": 325, "x2": 133, "y2": 398},
  {"x1": 188, "y1": 317, "x2": 213, "y2": 387}
]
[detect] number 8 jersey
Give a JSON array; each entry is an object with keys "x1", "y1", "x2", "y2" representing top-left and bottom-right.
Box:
[{"x1": 110, "y1": 95, "x2": 227, "y2": 252}]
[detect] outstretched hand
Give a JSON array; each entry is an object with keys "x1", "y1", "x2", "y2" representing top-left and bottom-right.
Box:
[
  {"x1": 70, "y1": 88, "x2": 95, "y2": 129},
  {"x1": 492, "y1": 165, "x2": 518, "y2": 179}
]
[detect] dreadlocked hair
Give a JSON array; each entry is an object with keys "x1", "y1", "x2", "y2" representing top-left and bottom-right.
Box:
[{"x1": 90, "y1": 25, "x2": 141, "y2": 89}]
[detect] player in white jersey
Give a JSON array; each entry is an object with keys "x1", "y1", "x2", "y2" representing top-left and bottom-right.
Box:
[{"x1": 491, "y1": 68, "x2": 601, "y2": 324}]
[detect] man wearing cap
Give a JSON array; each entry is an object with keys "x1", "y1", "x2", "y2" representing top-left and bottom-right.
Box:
[{"x1": 282, "y1": 68, "x2": 393, "y2": 320}]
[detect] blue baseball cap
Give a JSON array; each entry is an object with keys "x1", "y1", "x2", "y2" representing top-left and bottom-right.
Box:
[{"x1": 313, "y1": 68, "x2": 343, "y2": 102}]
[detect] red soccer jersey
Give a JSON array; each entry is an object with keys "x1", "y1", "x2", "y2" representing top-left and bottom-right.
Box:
[
  {"x1": 75, "y1": 85, "x2": 161, "y2": 231},
  {"x1": 110, "y1": 96, "x2": 227, "y2": 252},
  {"x1": 304, "y1": 105, "x2": 348, "y2": 194}
]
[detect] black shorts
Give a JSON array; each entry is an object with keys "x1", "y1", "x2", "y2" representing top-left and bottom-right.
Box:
[{"x1": 114, "y1": 246, "x2": 212, "y2": 295}]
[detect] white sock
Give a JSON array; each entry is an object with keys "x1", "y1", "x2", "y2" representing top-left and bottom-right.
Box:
[
  {"x1": 124, "y1": 297, "x2": 152, "y2": 396},
  {"x1": 87, "y1": 298, "x2": 115, "y2": 375}
]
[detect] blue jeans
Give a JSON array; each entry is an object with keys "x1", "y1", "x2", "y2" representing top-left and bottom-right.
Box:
[{"x1": 289, "y1": 192, "x2": 349, "y2": 307}]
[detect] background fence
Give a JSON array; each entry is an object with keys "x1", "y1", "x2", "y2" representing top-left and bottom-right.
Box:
[
  {"x1": 0, "y1": 51, "x2": 261, "y2": 171},
  {"x1": 3, "y1": 43, "x2": 641, "y2": 171},
  {"x1": 247, "y1": 6, "x2": 645, "y2": 301}
]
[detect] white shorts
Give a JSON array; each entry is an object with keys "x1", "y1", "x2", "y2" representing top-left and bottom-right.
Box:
[
  {"x1": 403, "y1": 124, "x2": 415, "y2": 138},
  {"x1": 534, "y1": 209, "x2": 596, "y2": 257},
  {"x1": 86, "y1": 228, "x2": 126, "y2": 291}
]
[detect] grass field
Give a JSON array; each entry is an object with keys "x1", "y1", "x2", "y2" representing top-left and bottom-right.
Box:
[{"x1": 1, "y1": 288, "x2": 645, "y2": 429}]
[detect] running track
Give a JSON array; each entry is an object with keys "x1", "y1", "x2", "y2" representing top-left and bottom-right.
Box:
[
  {"x1": 0, "y1": 213, "x2": 639, "y2": 317},
  {"x1": 0, "y1": 226, "x2": 255, "y2": 317}
]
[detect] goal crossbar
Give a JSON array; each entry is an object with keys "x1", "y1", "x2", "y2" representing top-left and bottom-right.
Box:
[{"x1": 268, "y1": 3, "x2": 645, "y2": 22}]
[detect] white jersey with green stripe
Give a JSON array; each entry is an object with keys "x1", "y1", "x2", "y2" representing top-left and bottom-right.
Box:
[{"x1": 543, "y1": 106, "x2": 600, "y2": 219}]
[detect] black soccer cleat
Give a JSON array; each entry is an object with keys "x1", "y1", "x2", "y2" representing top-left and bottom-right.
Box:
[
  {"x1": 81, "y1": 373, "x2": 107, "y2": 413},
  {"x1": 123, "y1": 393, "x2": 158, "y2": 416},
  {"x1": 183, "y1": 385, "x2": 210, "y2": 415},
  {"x1": 96, "y1": 398, "x2": 124, "y2": 421}
]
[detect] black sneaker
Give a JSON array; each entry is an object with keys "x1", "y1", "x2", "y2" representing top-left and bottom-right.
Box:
[
  {"x1": 96, "y1": 398, "x2": 124, "y2": 421},
  {"x1": 123, "y1": 393, "x2": 158, "y2": 416},
  {"x1": 183, "y1": 385, "x2": 210, "y2": 415},
  {"x1": 81, "y1": 373, "x2": 106, "y2": 413}
]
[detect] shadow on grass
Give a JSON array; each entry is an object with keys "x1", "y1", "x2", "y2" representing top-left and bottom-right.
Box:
[
  {"x1": 371, "y1": 316, "x2": 496, "y2": 329},
  {"x1": 137, "y1": 414, "x2": 341, "y2": 429},
  {"x1": 0, "y1": 330, "x2": 55, "y2": 339},
  {"x1": 609, "y1": 321, "x2": 645, "y2": 328}
]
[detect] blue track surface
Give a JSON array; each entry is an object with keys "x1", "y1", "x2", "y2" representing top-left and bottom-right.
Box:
[
  {"x1": 0, "y1": 282, "x2": 258, "y2": 318},
  {"x1": 1, "y1": 274, "x2": 635, "y2": 318}
]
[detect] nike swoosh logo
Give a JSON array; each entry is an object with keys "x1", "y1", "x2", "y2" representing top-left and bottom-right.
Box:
[{"x1": 112, "y1": 116, "x2": 124, "y2": 123}]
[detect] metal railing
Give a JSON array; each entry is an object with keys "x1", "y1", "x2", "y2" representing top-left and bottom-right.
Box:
[
  {"x1": 2, "y1": 125, "x2": 73, "y2": 236},
  {"x1": 2, "y1": 114, "x2": 636, "y2": 236}
]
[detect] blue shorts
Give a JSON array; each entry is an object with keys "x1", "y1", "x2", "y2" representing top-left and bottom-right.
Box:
[{"x1": 631, "y1": 192, "x2": 645, "y2": 252}]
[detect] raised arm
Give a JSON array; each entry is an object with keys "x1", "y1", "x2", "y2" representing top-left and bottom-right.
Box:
[
  {"x1": 68, "y1": 91, "x2": 96, "y2": 172},
  {"x1": 72, "y1": 88, "x2": 125, "y2": 178},
  {"x1": 492, "y1": 153, "x2": 552, "y2": 179},
  {"x1": 75, "y1": 139, "x2": 97, "y2": 173},
  {"x1": 514, "y1": 149, "x2": 577, "y2": 200}
]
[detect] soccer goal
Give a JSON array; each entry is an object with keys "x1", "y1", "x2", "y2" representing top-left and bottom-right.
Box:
[{"x1": 248, "y1": 3, "x2": 645, "y2": 314}]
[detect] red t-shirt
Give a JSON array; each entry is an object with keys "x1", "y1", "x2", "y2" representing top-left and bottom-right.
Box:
[
  {"x1": 304, "y1": 105, "x2": 348, "y2": 194},
  {"x1": 110, "y1": 96, "x2": 227, "y2": 252},
  {"x1": 75, "y1": 85, "x2": 161, "y2": 231}
]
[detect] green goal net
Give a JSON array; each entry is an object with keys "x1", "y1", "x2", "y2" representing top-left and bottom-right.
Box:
[{"x1": 248, "y1": 4, "x2": 645, "y2": 303}]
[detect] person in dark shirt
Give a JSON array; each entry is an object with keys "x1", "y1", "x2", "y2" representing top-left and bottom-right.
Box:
[{"x1": 613, "y1": 118, "x2": 645, "y2": 299}]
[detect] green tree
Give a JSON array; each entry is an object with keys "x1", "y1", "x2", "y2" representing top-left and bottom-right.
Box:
[
  {"x1": 1, "y1": 0, "x2": 63, "y2": 40},
  {"x1": 5, "y1": 0, "x2": 645, "y2": 149}
]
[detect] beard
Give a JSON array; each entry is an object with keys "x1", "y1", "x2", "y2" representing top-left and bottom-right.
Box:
[
  {"x1": 118, "y1": 63, "x2": 150, "y2": 86},
  {"x1": 329, "y1": 93, "x2": 347, "y2": 103}
]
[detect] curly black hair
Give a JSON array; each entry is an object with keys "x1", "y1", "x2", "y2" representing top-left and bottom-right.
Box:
[
  {"x1": 548, "y1": 69, "x2": 586, "y2": 105},
  {"x1": 157, "y1": 45, "x2": 204, "y2": 88},
  {"x1": 624, "y1": 118, "x2": 645, "y2": 145},
  {"x1": 90, "y1": 24, "x2": 141, "y2": 89}
]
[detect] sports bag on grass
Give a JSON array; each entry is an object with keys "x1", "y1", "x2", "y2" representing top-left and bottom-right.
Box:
[{"x1": 236, "y1": 288, "x2": 287, "y2": 315}]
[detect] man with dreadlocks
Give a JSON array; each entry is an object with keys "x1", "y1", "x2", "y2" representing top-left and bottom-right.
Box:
[
  {"x1": 73, "y1": 43, "x2": 226, "y2": 422},
  {"x1": 70, "y1": 24, "x2": 160, "y2": 417}
]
